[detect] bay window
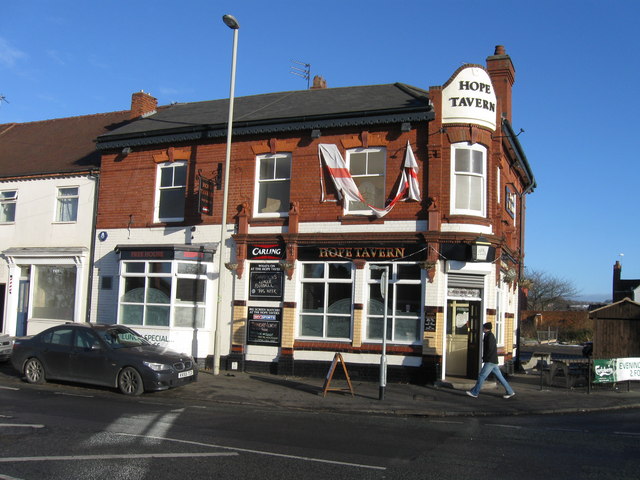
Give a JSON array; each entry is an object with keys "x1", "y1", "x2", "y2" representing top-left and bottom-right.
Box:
[
  {"x1": 119, "y1": 260, "x2": 207, "y2": 328},
  {"x1": 32, "y1": 265, "x2": 77, "y2": 320}
]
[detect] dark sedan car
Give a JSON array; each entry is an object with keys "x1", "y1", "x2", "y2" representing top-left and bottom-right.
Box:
[{"x1": 11, "y1": 323, "x2": 197, "y2": 395}]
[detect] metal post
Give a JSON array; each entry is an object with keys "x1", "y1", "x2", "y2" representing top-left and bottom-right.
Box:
[
  {"x1": 213, "y1": 14, "x2": 239, "y2": 375},
  {"x1": 371, "y1": 265, "x2": 389, "y2": 400}
]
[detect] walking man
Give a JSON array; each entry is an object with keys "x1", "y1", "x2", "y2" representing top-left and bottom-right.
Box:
[{"x1": 466, "y1": 322, "x2": 515, "y2": 399}]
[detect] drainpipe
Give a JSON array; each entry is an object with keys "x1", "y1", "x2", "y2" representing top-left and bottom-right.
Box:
[{"x1": 85, "y1": 169, "x2": 100, "y2": 323}]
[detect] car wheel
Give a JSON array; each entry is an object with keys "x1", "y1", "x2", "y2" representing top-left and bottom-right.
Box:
[
  {"x1": 24, "y1": 357, "x2": 46, "y2": 384},
  {"x1": 118, "y1": 367, "x2": 144, "y2": 396}
]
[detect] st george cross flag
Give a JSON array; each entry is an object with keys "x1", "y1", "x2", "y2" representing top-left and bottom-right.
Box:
[{"x1": 318, "y1": 142, "x2": 421, "y2": 218}]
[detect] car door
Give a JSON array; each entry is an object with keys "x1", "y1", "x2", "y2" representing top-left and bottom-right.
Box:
[
  {"x1": 69, "y1": 329, "x2": 117, "y2": 386},
  {"x1": 40, "y1": 327, "x2": 75, "y2": 379}
]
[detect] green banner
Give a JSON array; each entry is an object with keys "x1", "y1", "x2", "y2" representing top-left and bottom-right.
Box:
[{"x1": 593, "y1": 358, "x2": 640, "y2": 383}]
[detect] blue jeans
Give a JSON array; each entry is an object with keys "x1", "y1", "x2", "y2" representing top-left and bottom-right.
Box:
[{"x1": 470, "y1": 362, "x2": 514, "y2": 396}]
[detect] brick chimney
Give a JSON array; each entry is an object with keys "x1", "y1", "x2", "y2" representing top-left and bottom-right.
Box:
[
  {"x1": 613, "y1": 260, "x2": 622, "y2": 301},
  {"x1": 130, "y1": 90, "x2": 157, "y2": 119},
  {"x1": 310, "y1": 75, "x2": 327, "y2": 90},
  {"x1": 486, "y1": 45, "x2": 515, "y2": 123}
]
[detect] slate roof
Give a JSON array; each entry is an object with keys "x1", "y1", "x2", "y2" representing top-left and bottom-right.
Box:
[
  {"x1": 0, "y1": 110, "x2": 133, "y2": 178},
  {"x1": 96, "y1": 83, "x2": 434, "y2": 150}
]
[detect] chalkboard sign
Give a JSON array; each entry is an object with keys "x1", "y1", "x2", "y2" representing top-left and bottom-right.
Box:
[
  {"x1": 249, "y1": 263, "x2": 284, "y2": 300},
  {"x1": 247, "y1": 307, "x2": 282, "y2": 346},
  {"x1": 424, "y1": 314, "x2": 436, "y2": 332}
]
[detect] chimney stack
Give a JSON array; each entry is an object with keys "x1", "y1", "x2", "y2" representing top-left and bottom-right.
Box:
[
  {"x1": 310, "y1": 75, "x2": 327, "y2": 90},
  {"x1": 613, "y1": 260, "x2": 622, "y2": 301},
  {"x1": 486, "y1": 45, "x2": 515, "y2": 123},
  {"x1": 130, "y1": 90, "x2": 158, "y2": 119}
]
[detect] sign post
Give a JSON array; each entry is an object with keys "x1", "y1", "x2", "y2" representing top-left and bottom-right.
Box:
[{"x1": 370, "y1": 264, "x2": 389, "y2": 401}]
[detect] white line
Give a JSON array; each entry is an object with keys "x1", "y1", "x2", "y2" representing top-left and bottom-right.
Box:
[
  {"x1": 614, "y1": 431, "x2": 640, "y2": 436},
  {"x1": 115, "y1": 433, "x2": 386, "y2": 471},
  {"x1": 429, "y1": 420, "x2": 464, "y2": 425},
  {"x1": 0, "y1": 386, "x2": 19, "y2": 391},
  {"x1": 54, "y1": 392, "x2": 94, "y2": 398},
  {"x1": 0, "y1": 473, "x2": 25, "y2": 480},
  {"x1": 0, "y1": 424, "x2": 45, "y2": 429},
  {"x1": 0, "y1": 452, "x2": 237, "y2": 463},
  {"x1": 486, "y1": 424, "x2": 522, "y2": 429}
]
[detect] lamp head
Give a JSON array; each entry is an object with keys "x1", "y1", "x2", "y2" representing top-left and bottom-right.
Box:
[{"x1": 222, "y1": 14, "x2": 240, "y2": 29}]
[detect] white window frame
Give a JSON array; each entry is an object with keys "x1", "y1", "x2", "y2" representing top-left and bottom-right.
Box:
[
  {"x1": 55, "y1": 186, "x2": 79, "y2": 223},
  {"x1": 345, "y1": 146, "x2": 386, "y2": 215},
  {"x1": 298, "y1": 262, "x2": 354, "y2": 340},
  {"x1": 154, "y1": 161, "x2": 187, "y2": 223},
  {"x1": 254, "y1": 153, "x2": 291, "y2": 218},
  {"x1": 0, "y1": 190, "x2": 17, "y2": 223},
  {"x1": 495, "y1": 288, "x2": 504, "y2": 347},
  {"x1": 450, "y1": 142, "x2": 486, "y2": 217},
  {"x1": 366, "y1": 262, "x2": 424, "y2": 344},
  {"x1": 118, "y1": 260, "x2": 209, "y2": 328},
  {"x1": 505, "y1": 185, "x2": 517, "y2": 223}
]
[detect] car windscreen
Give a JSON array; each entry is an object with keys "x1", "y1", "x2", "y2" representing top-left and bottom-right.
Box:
[{"x1": 97, "y1": 328, "x2": 151, "y2": 349}]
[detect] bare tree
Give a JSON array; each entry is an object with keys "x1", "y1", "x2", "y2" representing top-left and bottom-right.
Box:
[{"x1": 522, "y1": 268, "x2": 579, "y2": 311}]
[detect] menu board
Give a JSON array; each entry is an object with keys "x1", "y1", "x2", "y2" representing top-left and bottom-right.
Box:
[
  {"x1": 247, "y1": 307, "x2": 282, "y2": 346},
  {"x1": 249, "y1": 263, "x2": 284, "y2": 300}
]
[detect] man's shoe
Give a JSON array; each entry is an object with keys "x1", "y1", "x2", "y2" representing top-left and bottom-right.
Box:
[
  {"x1": 466, "y1": 390, "x2": 478, "y2": 398},
  {"x1": 503, "y1": 392, "x2": 515, "y2": 399}
]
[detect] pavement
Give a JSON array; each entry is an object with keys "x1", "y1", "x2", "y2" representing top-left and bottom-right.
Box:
[{"x1": 3, "y1": 360, "x2": 640, "y2": 418}]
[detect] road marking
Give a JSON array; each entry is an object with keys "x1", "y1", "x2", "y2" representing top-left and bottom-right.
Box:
[
  {"x1": 54, "y1": 392, "x2": 94, "y2": 398},
  {"x1": 0, "y1": 424, "x2": 45, "y2": 429},
  {"x1": 486, "y1": 424, "x2": 522, "y2": 429},
  {"x1": 614, "y1": 431, "x2": 640, "y2": 436},
  {"x1": 0, "y1": 386, "x2": 19, "y2": 391},
  {"x1": 429, "y1": 420, "x2": 464, "y2": 424},
  {"x1": 0, "y1": 473, "x2": 25, "y2": 480},
  {"x1": 116, "y1": 433, "x2": 387, "y2": 471},
  {"x1": 0, "y1": 452, "x2": 237, "y2": 463}
]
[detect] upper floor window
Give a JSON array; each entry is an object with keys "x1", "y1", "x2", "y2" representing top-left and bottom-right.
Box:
[
  {"x1": 255, "y1": 153, "x2": 291, "y2": 216},
  {"x1": 505, "y1": 185, "x2": 517, "y2": 220},
  {"x1": 155, "y1": 162, "x2": 187, "y2": 222},
  {"x1": 0, "y1": 190, "x2": 17, "y2": 223},
  {"x1": 451, "y1": 143, "x2": 486, "y2": 216},
  {"x1": 56, "y1": 187, "x2": 79, "y2": 222},
  {"x1": 346, "y1": 147, "x2": 386, "y2": 214}
]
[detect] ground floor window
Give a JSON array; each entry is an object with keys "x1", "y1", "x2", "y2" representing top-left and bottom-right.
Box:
[
  {"x1": 299, "y1": 262, "x2": 353, "y2": 339},
  {"x1": 119, "y1": 260, "x2": 208, "y2": 328},
  {"x1": 366, "y1": 263, "x2": 423, "y2": 343},
  {"x1": 31, "y1": 265, "x2": 77, "y2": 320}
]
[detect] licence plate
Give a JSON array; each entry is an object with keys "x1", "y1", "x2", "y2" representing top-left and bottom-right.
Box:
[{"x1": 178, "y1": 370, "x2": 194, "y2": 379}]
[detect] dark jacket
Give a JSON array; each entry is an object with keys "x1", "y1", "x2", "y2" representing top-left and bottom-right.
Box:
[{"x1": 482, "y1": 331, "x2": 499, "y2": 364}]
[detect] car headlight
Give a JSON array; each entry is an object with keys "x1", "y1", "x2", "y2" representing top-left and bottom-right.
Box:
[{"x1": 143, "y1": 361, "x2": 172, "y2": 372}]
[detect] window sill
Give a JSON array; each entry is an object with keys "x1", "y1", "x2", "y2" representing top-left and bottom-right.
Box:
[
  {"x1": 52, "y1": 221, "x2": 78, "y2": 225},
  {"x1": 250, "y1": 217, "x2": 287, "y2": 226},
  {"x1": 338, "y1": 215, "x2": 384, "y2": 225}
]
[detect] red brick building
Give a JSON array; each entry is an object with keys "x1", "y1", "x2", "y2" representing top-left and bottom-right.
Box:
[{"x1": 94, "y1": 46, "x2": 535, "y2": 382}]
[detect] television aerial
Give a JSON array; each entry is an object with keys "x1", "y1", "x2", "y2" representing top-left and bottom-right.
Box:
[{"x1": 290, "y1": 60, "x2": 311, "y2": 89}]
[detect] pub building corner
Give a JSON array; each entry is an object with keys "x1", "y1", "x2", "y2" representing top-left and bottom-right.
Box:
[{"x1": 93, "y1": 45, "x2": 535, "y2": 384}]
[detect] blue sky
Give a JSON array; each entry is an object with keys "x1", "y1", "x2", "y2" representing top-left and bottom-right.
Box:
[{"x1": 1, "y1": 1, "x2": 638, "y2": 300}]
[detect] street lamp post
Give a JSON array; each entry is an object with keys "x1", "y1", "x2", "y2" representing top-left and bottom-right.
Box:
[{"x1": 213, "y1": 14, "x2": 240, "y2": 376}]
